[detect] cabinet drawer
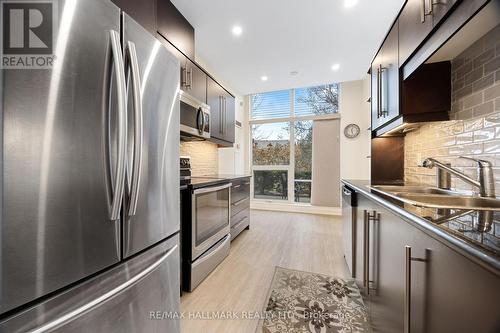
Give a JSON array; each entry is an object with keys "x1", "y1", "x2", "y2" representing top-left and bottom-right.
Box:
[
  {"x1": 231, "y1": 209, "x2": 250, "y2": 241},
  {"x1": 231, "y1": 178, "x2": 250, "y2": 204},
  {"x1": 231, "y1": 197, "x2": 250, "y2": 217},
  {"x1": 231, "y1": 207, "x2": 250, "y2": 228}
]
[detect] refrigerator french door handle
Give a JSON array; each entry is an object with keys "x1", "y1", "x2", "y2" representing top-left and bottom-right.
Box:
[
  {"x1": 109, "y1": 30, "x2": 127, "y2": 221},
  {"x1": 25, "y1": 245, "x2": 178, "y2": 333},
  {"x1": 126, "y1": 41, "x2": 143, "y2": 217}
]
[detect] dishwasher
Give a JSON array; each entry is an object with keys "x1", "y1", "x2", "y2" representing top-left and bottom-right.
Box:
[{"x1": 342, "y1": 185, "x2": 357, "y2": 278}]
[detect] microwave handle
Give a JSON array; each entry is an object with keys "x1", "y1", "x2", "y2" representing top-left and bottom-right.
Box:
[
  {"x1": 193, "y1": 182, "x2": 232, "y2": 195},
  {"x1": 196, "y1": 107, "x2": 204, "y2": 135}
]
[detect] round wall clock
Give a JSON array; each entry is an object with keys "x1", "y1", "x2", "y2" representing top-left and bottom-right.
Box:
[{"x1": 344, "y1": 124, "x2": 360, "y2": 138}]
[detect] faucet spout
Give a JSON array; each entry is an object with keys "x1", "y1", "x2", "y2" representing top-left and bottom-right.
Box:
[{"x1": 421, "y1": 158, "x2": 481, "y2": 189}]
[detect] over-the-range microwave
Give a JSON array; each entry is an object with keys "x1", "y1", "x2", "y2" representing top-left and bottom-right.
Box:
[{"x1": 180, "y1": 91, "x2": 210, "y2": 140}]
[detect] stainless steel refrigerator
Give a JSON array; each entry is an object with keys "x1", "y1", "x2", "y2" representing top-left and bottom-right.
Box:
[{"x1": 0, "y1": 0, "x2": 180, "y2": 331}]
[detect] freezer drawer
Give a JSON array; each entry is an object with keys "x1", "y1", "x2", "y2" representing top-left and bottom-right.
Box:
[{"x1": 0, "y1": 235, "x2": 180, "y2": 333}]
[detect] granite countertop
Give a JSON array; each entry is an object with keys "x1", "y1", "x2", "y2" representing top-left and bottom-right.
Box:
[{"x1": 342, "y1": 179, "x2": 500, "y2": 277}]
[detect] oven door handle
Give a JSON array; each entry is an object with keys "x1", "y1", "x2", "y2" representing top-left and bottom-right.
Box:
[{"x1": 193, "y1": 182, "x2": 232, "y2": 194}]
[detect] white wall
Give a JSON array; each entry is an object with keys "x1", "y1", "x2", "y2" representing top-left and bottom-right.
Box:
[{"x1": 339, "y1": 77, "x2": 371, "y2": 181}]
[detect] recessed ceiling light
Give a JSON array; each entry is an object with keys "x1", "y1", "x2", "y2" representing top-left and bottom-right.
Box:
[
  {"x1": 344, "y1": 0, "x2": 358, "y2": 9},
  {"x1": 331, "y1": 63, "x2": 340, "y2": 71},
  {"x1": 232, "y1": 25, "x2": 243, "y2": 36},
  {"x1": 261, "y1": 76, "x2": 268, "y2": 81}
]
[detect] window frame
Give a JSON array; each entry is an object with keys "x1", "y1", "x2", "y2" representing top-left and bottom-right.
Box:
[{"x1": 249, "y1": 87, "x2": 341, "y2": 204}]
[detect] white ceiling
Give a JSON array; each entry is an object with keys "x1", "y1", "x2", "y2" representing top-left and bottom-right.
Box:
[{"x1": 171, "y1": 0, "x2": 405, "y2": 95}]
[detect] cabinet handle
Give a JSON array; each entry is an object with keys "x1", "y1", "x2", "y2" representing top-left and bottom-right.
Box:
[
  {"x1": 364, "y1": 210, "x2": 380, "y2": 295},
  {"x1": 377, "y1": 66, "x2": 382, "y2": 118},
  {"x1": 378, "y1": 64, "x2": 389, "y2": 118},
  {"x1": 182, "y1": 67, "x2": 192, "y2": 90},
  {"x1": 219, "y1": 96, "x2": 223, "y2": 134},
  {"x1": 181, "y1": 66, "x2": 187, "y2": 88},
  {"x1": 404, "y1": 246, "x2": 426, "y2": 333},
  {"x1": 188, "y1": 68, "x2": 193, "y2": 89},
  {"x1": 224, "y1": 97, "x2": 227, "y2": 135},
  {"x1": 363, "y1": 211, "x2": 370, "y2": 294},
  {"x1": 420, "y1": 0, "x2": 426, "y2": 23}
]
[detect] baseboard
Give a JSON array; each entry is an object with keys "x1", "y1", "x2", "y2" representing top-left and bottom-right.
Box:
[{"x1": 250, "y1": 201, "x2": 341, "y2": 216}]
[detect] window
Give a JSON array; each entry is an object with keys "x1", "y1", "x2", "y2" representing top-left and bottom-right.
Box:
[
  {"x1": 252, "y1": 123, "x2": 290, "y2": 165},
  {"x1": 250, "y1": 84, "x2": 339, "y2": 204}
]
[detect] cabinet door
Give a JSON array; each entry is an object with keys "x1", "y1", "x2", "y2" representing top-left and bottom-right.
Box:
[
  {"x1": 399, "y1": 0, "x2": 434, "y2": 66},
  {"x1": 371, "y1": 22, "x2": 399, "y2": 131},
  {"x1": 380, "y1": 22, "x2": 399, "y2": 125},
  {"x1": 409, "y1": 229, "x2": 500, "y2": 333},
  {"x1": 368, "y1": 204, "x2": 409, "y2": 333},
  {"x1": 111, "y1": 0, "x2": 155, "y2": 34},
  {"x1": 223, "y1": 93, "x2": 236, "y2": 144},
  {"x1": 156, "y1": 0, "x2": 195, "y2": 59},
  {"x1": 431, "y1": 0, "x2": 459, "y2": 26},
  {"x1": 371, "y1": 54, "x2": 382, "y2": 130},
  {"x1": 354, "y1": 195, "x2": 379, "y2": 320},
  {"x1": 181, "y1": 60, "x2": 207, "y2": 103},
  {"x1": 207, "y1": 77, "x2": 225, "y2": 140}
]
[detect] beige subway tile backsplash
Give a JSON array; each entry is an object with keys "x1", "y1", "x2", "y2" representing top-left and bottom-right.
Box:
[
  {"x1": 180, "y1": 141, "x2": 219, "y2": 176},
  {"x1": 404, "y1": 24, "x2": 500, "y2": 193}
]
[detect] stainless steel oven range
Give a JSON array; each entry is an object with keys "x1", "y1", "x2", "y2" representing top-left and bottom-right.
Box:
[{"x1": 180, "y1": 157, "x2": 231, "y2": 291}]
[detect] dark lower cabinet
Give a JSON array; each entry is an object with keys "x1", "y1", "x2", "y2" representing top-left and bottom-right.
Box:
[
  {"x1": 409, "y1": 228, "x2": 500, "y2": 333},
  {"x1": 230, "y1": 177, "x2": 251, "y2": 241},
  {"x1": 355, "y1": 192, "x2": 500, "y2": 333},
  {"x1": 207, "y1": 77, "x2": 235, "y2": 145}
]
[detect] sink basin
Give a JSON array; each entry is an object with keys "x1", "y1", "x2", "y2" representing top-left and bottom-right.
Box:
[
  {"x1": 396, "y1": 193, "x2": 500, "y2": 210},
  {"x1": 369, "y1": 185, "x2": 500, "y2": 210},
  {"x1": 392, "y1": 193, "x2": 500, "y2": 211},
  {"x1": 370, "y1": 185, "x2": 466, "y2": 196}
]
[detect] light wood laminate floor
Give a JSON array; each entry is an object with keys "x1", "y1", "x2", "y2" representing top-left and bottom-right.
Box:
[{"x1": 180, "y1": 209, "x2": 349, "y2": 333}]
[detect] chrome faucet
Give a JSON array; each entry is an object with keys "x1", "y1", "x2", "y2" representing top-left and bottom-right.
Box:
[{"x1": 421, "y1": 157, "x2": 496, "y2": 198}]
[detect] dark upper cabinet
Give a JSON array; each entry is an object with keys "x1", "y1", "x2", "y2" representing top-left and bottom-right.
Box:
[
  {"x1": 181, "y1": 59, "x2": 207, "y2": 103},
  {"x1": 398, "y1": 0, "x2": 434, "y2": 66},
  {"x1": 431, "y1": 0, "x2": 459, "y2": 26},
  {"x1": 111, "y1": 0, "x2": 156, "y2": 34},
  {"x1": 223, "y1": 93, "x2": 236, "y2": 143},
  {"x1": 371, "y1": 22, "x2": 399, "y2": 131},
  {"x1": 207, "y1": 77, "x2": 235, "y2": 145},
  {"x1": 156, "y1": 34, "x2": 206, "y2": 103},
  {"x1": 156, "y1": 0, "x2": 195, "y2": 59}
]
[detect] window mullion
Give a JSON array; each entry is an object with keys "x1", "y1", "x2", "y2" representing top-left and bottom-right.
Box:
[{"x1": 286, "y1": 90, "x2": 293, "y2": 203}]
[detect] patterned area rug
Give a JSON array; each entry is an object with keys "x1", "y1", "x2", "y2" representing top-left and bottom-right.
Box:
[{"x1": 258, "y1": 267, "x2": 370, "y2": 333}]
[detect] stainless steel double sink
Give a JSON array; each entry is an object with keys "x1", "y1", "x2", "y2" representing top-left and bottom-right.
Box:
[{"x1": 369, "y1": 185, "x2": 500, "y2": 211}]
